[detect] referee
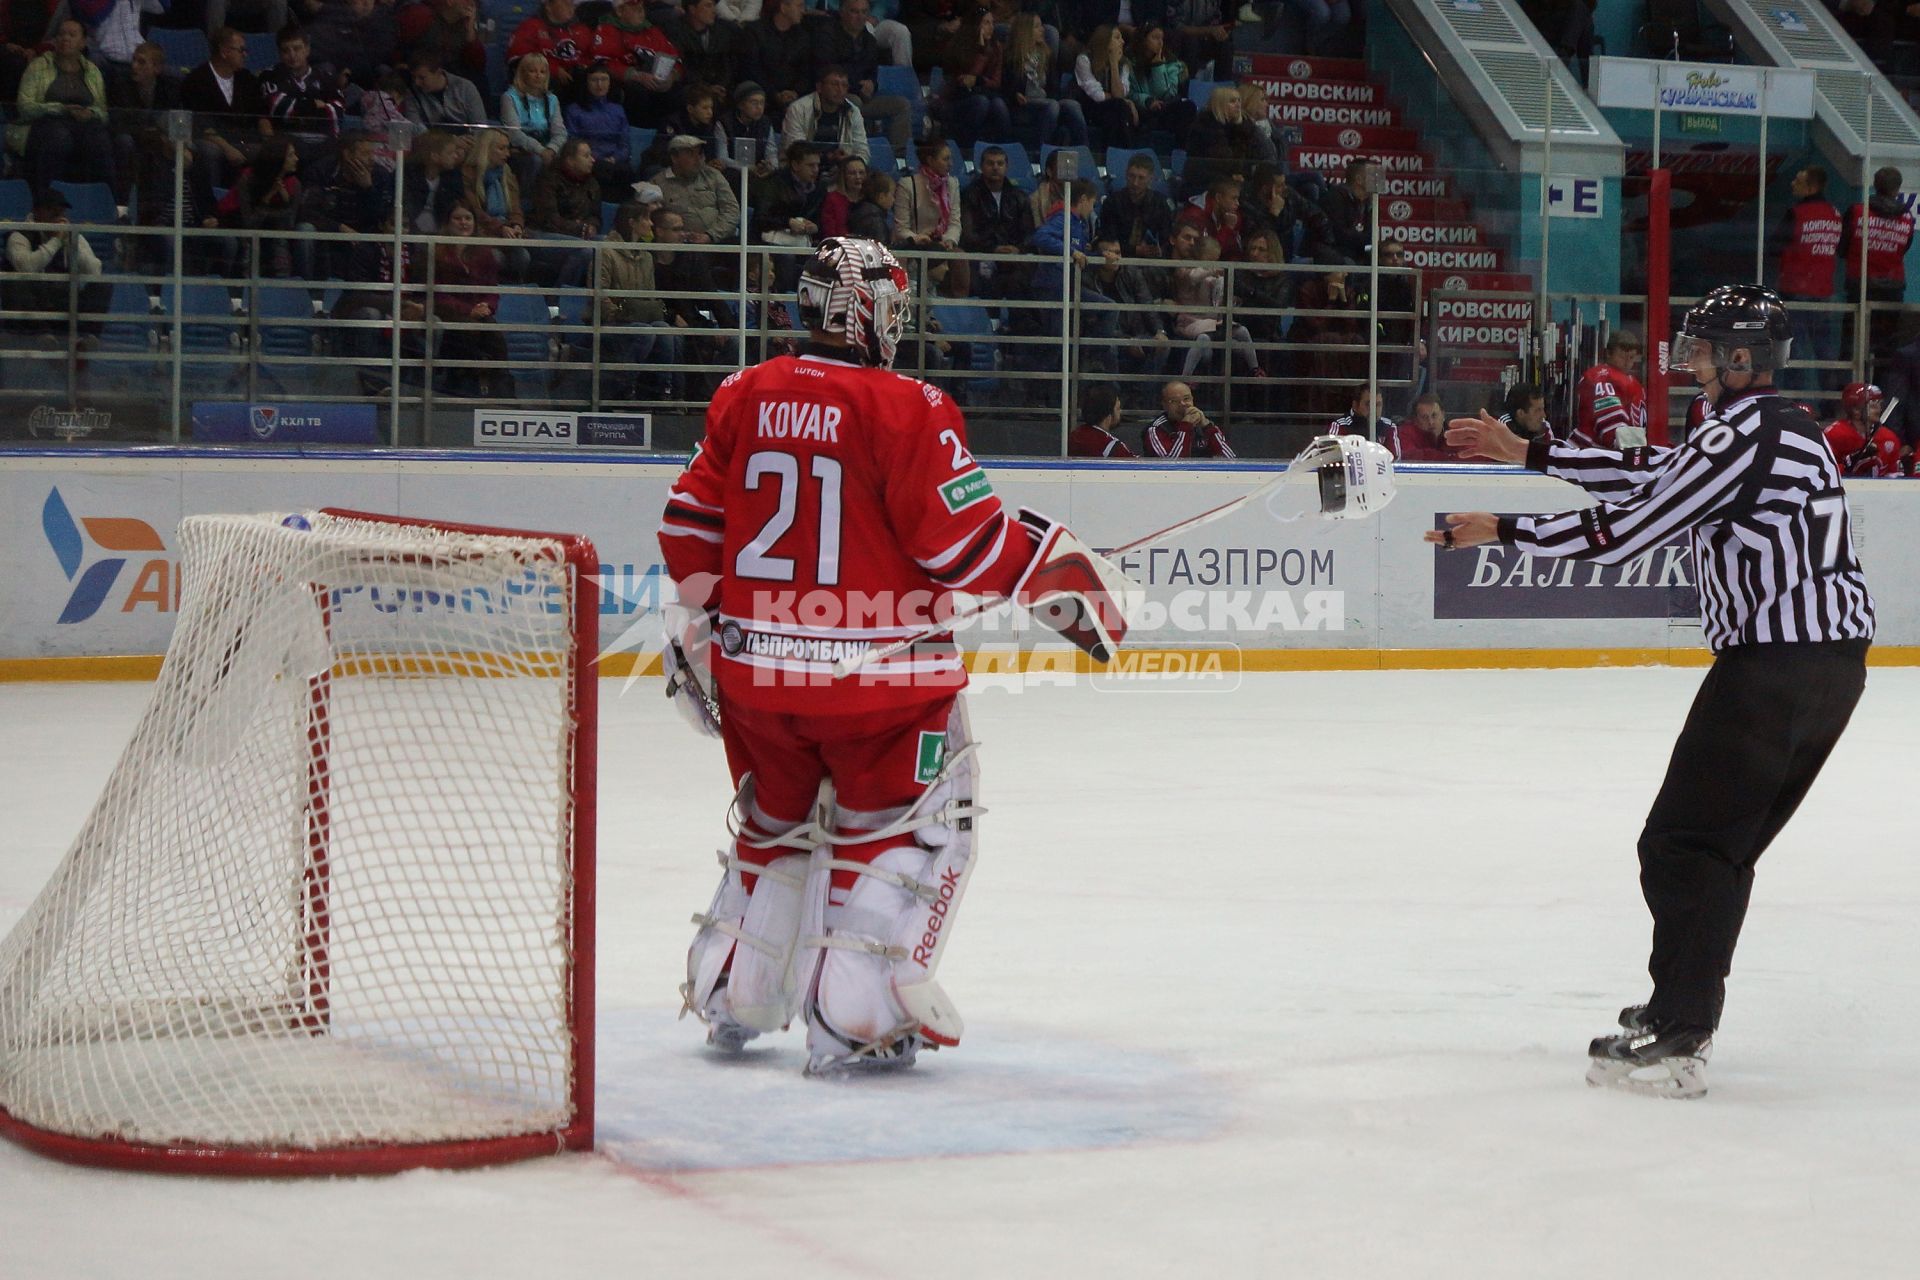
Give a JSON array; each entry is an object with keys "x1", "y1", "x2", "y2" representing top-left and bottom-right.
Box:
[{"x1": 1428, "y1": 285, "x2": 1874, "y2": 1098}]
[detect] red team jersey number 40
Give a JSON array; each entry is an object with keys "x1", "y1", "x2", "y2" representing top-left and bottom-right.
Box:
[{"x1": 659, "y1": 354, "x2": 1035, "y2": 715}]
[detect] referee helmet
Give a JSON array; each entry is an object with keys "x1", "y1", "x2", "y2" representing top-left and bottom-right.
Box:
[{"x1": 1668, "y1": 284, "x2": 1794, "y2": 375}]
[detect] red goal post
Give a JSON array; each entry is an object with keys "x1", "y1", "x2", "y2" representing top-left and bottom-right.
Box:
[{"x1": 0, "y1": 509, "x2": 598, "y2": 1175}]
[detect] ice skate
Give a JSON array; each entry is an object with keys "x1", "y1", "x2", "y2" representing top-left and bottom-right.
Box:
[
  {"x1": 803, "y1": 1012, "x2": 928, "y2": 1078},
  {"x1": 1585, "y1": 1022, "x2": 1712, "y2": 1099}
]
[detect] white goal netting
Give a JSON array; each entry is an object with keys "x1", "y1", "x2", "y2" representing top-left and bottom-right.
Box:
[{"x1": 0, "y1": 512, "x2": 594, "y2": 1164}]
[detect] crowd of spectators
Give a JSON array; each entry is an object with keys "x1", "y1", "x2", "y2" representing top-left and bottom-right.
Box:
[{"x1": 3, "y1": 0, "x2": 1402, "y2": 429}]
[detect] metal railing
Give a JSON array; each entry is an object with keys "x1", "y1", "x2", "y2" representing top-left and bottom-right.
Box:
[{"x1": 3, "y1": 126, "x2": 1426, "y2": 457}]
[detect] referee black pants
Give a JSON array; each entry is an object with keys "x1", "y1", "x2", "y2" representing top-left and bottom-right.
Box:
[{"x1": 1638, "y1": 640, "x2": 1869, "y2": 1031}]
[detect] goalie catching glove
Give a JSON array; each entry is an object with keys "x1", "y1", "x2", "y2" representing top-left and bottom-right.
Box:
[{"x1": 1010, "y1": 508, "x2": 1140, "y2": 663}]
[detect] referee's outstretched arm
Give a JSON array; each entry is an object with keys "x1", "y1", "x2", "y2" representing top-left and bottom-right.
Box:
[{"x1": 1425, "y1": 408, "x2": 1760, "y2": 564}]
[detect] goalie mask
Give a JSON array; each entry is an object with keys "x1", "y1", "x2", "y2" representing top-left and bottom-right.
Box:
[
  {"x1": 797, "y1": 237, "x2": 913, "y2": 370},
  {"x1": 1668, "y1": 284, "x2": 1793, "y2": 376},
  {"x1": 1269, "y1": 434, "x2": 1397, "y2": 523}
]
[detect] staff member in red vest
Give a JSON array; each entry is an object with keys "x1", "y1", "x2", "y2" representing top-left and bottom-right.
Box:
[
  {"x1": 1773, "y1": 166, "x2": 1841, "y2": 392},
  {"x1": 1840, "y1": 165, "x2": 1916, "y2": 374}
]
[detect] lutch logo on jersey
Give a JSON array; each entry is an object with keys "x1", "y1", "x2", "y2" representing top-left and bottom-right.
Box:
[{"x1": 41, "y1": 487, "x2": 176, "y2": 624}]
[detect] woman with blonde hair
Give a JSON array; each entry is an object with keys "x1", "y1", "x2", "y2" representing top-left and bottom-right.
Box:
[
  {"x1": 1184, "y1": 83, "x2": 1258, "y2": 197},
  {"x1": 501, "y1": 52, "x2": 569, "y2": 187},
  {"x1": 1005, "y1": 13, "x2": 1087, "y2": 147},
  {"x1": 461, "y1": 128, "x2": 532, "y2": 279},
  {"x1": 1237, "y1": 82, "x2": 1280, "y2": 169},
  {"x1": 1072, "y1": 23, "x2": 1137, "y2": 148}
]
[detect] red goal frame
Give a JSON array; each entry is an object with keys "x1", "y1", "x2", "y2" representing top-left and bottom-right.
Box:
[{"x1": 0, "y1": 510, "x2": 599, "y2": 1175}]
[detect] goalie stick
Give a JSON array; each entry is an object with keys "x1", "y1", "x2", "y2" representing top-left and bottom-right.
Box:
[{"x1": 831, "y1": 436, "x2": 1391, "y2": 678}]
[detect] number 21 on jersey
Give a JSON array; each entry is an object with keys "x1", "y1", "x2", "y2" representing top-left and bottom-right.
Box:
[{"x1": 737, "y1": 451, "x2": 844, "y2": 584}]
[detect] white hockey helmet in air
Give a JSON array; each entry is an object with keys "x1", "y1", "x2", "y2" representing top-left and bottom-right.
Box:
[{"x1": 797, "y1": 236, "x2": 913, "y2": 370}]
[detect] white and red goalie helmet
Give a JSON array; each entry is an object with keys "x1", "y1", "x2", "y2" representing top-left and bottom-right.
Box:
[{"x1": 797, "y1": 237, "x2": 914, "y2": 370}]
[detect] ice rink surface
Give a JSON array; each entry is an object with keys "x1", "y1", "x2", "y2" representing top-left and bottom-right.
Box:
[{"x1": 3, "y1": 667, "x2": 1918, "y2": 1279}]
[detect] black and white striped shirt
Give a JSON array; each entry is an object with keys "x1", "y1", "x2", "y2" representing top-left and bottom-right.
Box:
[{"x1": 1497, "y1": 389, "x2": 1876, "y2": 652}]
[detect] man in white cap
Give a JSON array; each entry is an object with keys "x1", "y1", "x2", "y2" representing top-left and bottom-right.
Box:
[{"x1": 656, "y1": 132, "x2": 740, "y2": 245}]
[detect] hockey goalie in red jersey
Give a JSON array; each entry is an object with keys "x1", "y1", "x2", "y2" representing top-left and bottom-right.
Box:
[{"x1": 657, "y1": 237, "x2": 1134, "y2": 1075}]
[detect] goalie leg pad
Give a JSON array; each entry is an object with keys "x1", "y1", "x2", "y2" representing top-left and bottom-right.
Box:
[
  {"x1": 682, "y1": 776, "x2": 826, "y2": 1042},
  {"x1": 803, "y1": 702, "x2": 981, "y2": 1069}
]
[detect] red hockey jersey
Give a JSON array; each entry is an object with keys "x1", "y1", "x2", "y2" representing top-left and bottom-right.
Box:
[
  {"x1": 590, "y1": 19, "x2": 680, "y2": 82},
  {"x1": 1824, "y1": 419, "x2": 1905, "y2": 477},
  {"x1": 1068, "y1": 424, "x2": 1135, "y2": 458},
  {"x1": 1574, "y1": 363, "x2": 1647, "y2": 449},
  {"x1": 507, "y1": 16, "x2": 598, "y2": 77},
  {"x1": 659, "y1": 353, "x2": 1037, "y2": 714}
]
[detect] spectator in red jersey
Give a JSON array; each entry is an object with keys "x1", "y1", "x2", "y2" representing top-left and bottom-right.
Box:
[
  {"x1": 1392, "y1": 393, "x2": 1458, "y2": 462},
  {"x1": 1175, "y1": 174, "x2": 1247, "y2": 260},
  {"x1": 1144, "y1": 379, "x2": 1235, "y2": 457},
  {"x1": 1772, "y1": 165, "x2": 1842, "y2": 391},
  {"x1": 396, "y1": 0, "x2": 487, "y2": 88},
  {"x1": 1573, "y1": 329, "x2": 1647, "y2": 448},
  {"x1": 593, "y1": 0, "x2": 682, "y2": 128},
  {"x1": 1840, "y1": 165, "x2": 1916, "y2": 374},
  {"x1": 1070, "y1": 384, "x2": 1136, "y2": 458},
  {"x1": 1326, "y1": 382, "x2": 1393, "y2": 442},
  {"x1": 1824, "y1": 381, "x2": 1906, "y2": 476},
  {"x1": 511, "y1": 0, "x2": 598, "y2": 94}
]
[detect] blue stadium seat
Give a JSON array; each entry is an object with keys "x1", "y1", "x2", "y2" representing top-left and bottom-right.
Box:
[
  {"x1": 1104, "y1": 147, "x2": 1164, "y2": 192},
  {"x1": 254, "y1": 286, "x2": 319, "y2": 357},
  {"x1": 243, "y1": 33, "x2": 277, "y2": 73},
  {"x1": 0, "y1": 179, "x2": 30, "y2": 221},
  {"x1": 495, "y1": 291, "x2": 556, "y2": 401},
  {"x1": 1170, "y1": 149, "x2": 1188, "y2": 184},
  {"x1": 946, "y1": 137, "x2": 968, "y2": 181},
  {"x1": 160, "y1": 283, "x2": 244, "y2": 394},
  {"x1": 1188, "y1": 79, "x2": 1225, "y2": 110},
  {"x1": 99, "y1": 283, "x2": 157, "y2": 352},
  {"x1": 972, "y1": 140, "x2": 1032, "y2": 188},
  {"x1": 162, "y1": 283, "x2": 240, "y2": 352},
  {"x1": 875, "y1": 65, "x2": 925, "y2": 136},
  {"x1": 49, "y1": 181, "x2": 119, "y2": 264},
  {"x1": 484, "y1": 42, "x2": 509, "y2": 100},
  {"x1": 628, "y1": 127, "x2": 657, "y2": 169},
  {"x1": 254, "y1": 285, "x2": 336, "y2": 395},
  {"x1": 150, "y1": 27, "x2": 208, "y2": 76},
  {"x1": 601, "y1": 201, "x2": 620, "y2": 234},
  {"x1": 932, "y1": 302, "x2": 997, "y2": 401},
  {"x1": 49, "y1": 181, "x2": 117, "y2": 226},
  {"x1": 866, "y1": 135, "x2": 897, "y2": 176},
  {"x1": 1040, "y1": 145, "x2": 1098, "y2": 186}
]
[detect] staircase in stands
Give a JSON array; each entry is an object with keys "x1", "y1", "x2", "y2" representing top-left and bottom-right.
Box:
[{"x1": 1239, "y1": 52, "x2": 1537, "y2": 376}]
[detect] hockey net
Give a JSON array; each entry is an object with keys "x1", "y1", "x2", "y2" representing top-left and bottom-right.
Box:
[{"x1": 0, "y1": 510, "x2": 597, "y2": 1174}]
